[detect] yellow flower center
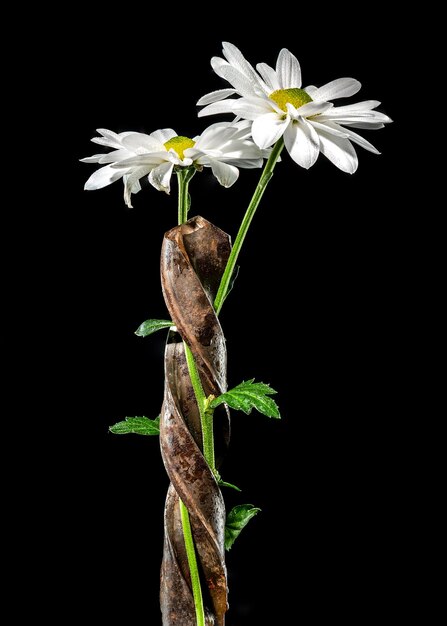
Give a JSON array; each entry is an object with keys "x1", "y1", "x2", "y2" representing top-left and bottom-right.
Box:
[
  {"x1": 269, "y1": 88, "x2": 313, "y2": 112},
  {"x1": 164, "y1": 136, "x2": 195, "y2": 160}
]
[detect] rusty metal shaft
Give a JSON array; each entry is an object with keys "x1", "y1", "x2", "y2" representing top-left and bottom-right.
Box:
[{"x1": 160, "y1": 217, "x2": 231, "y2": 625}]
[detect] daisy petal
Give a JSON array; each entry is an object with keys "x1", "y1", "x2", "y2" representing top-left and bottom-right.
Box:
[
  {"x1": 304, "y1": 85, "x2": 318, "y2": 97},
  {"x1": 80, "y1": 154, "x2": 104, "y2": 163},
  {"x1": 228, "y1": 119, "x2": 254, "y2": 140},
  {"x1": 276, "y1": 48, "x2": 302, "y2": 89},
  {"x1": 194, "y1": 123, "x2": 233, "y2": 150},
  {"x1": 198, "y1": 119, "x2": 242, "y2": 141},
  {"x1": 308, "y1": 120, "x2": 349, "y2": 138},
  {"x1": 256, "y1": 63, "x2": 281, "y2": 91},
  {"x1": 211, "y1": 56, "x2": 229, "y2": 75},
  {"x1": 123, "y1": 166, "x2": 151, "y2": 208},
  {"x1": 96, "y1": 128, "x2": 121, "y2": 142},
  {"x1": 198, "y1": 100, "x2": 238, "y2": 117},
  {"x1": 232, "y1": 97, "x2": 274, "y2": 120},
  {"x1": 149, "y1": 162, "x2": 174, "y2": 194},
  {"x1": 122, "y1": 132, "x2": 163, "y2": 152},
  {"x1": 223, "y1": 158, "x2": 263, "y2": 169},
  {"x1": 219, "y1": 141, "x2": 262, "y2": 160},
  {"x1": 217, "y1": 64, "x2": 259, "y2": 97},
  {"x1": 131, "y1": 178, "x2": 142, "y2": 194},
  {"x1": 197, "y1": 89, "x2": 237, "y2": 105},
  {"x1": 340, "y1": 127, "x2": 380, "y2": 154},
  {"x1": 284, "y1": 118, "x2": 319, "y2": 169},
  {"x1": 84, "y1": 164, "x2": 127, "y2": 190},
  {"x1": 222, "y1": 42, "x2": 259, "y2": 83},
  {"x1": 93, "y1": 129, "x2": 123, "y2": 149},
  {"x1": 91, "y1": 136, "x2": 122, "y2": 148},
  {"x1": 252, "y1": 113, "x2": 289, "y2": 149},
  {"x1": 341, "y1": 122, "x2": 385, "y2": 130},
  {"x1": 210, "y1": 160, "x2": 239, "y2": 187},
  {"x1": 317, "y1": 129, "x2": 358, "y2": 174},
  {"x1": 111, "y1": 154, "x2": 166, "y2": 168},
  {"x1": 150, "y1": 129, "x2": 177, "y2": 144},
  {"x1": 185, "y1": 148, "x2": 208, "y2": 162},
  {"x1": 328, "y1": 100, "x2": 382, "y2": 113},
  {"x1": 295, "y1": 101, "x2": 333, "y2": 117},
  {"x1": 313, "y1": 120, "x2": 379, "y2": 153},
  {"x1": 168, "y1": 151, "x2": 193, "y2": 167},
  {"x1": 97, "y1": 148, "x2": 136, "y2": 164},
  {"x1": 312, "y1": 78, "x2": 361, "y2": 102},
  {"x1": 319, "y1": 110, "x2": 391, "y2": 124}
]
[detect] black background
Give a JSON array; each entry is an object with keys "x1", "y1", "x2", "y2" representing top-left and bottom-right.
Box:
[{"x1": 33, "y1": 11, "x2": 407, "y2": 625}]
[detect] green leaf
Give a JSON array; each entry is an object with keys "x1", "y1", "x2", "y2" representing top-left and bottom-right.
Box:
[
  {"x1": 211, "y1": 379, "x2": 280, "y2": 419},
  {"x1": 225, "y1": 504, "x2": 261, "y2": 551},
  {"x1": 214, "y1": 470, "x2": 241, "y2": 492},
  {"x1": 109, "y1": 416, "x2": 160, "y2": 435},
  {"x1": 218, "y1": 479, "x2": 241, "y2": 492},
  {"x1": 135, "y1": 319, "x2": 172, "y2": 337}
]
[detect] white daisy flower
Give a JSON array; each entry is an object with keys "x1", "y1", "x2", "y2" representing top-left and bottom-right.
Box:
[
  {"x1": 81, "y1": 122, "x2": 263, "y2": 207},
  {"x1": 80, "y1": 128, "x2": 165, "y2": 207},
  {"x1": 197, "y1": 42, "x2": 392, "y2": 173}
]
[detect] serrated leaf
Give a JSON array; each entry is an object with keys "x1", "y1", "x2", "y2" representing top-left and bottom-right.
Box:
[
  {"x1": 109, "y1": 416, "x2": 160, "y2": 435},
  {"x1": 211, "y1": 379, "x2": 280, "y2": 419},
  {"x1": 225, "y1": 504, "x2": 261, "y2": 551},
  {"x1": 135, "y1": 319, "x2": 172, "y2": 337}
]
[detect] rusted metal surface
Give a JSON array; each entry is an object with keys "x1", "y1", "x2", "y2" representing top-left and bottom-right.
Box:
[{"x1": 160, "y1": 217, "x2": 231, "y2": 625}]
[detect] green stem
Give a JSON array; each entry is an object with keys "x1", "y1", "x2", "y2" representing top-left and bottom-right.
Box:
[
  {"x1": 184, "y1": 342, "x2": 214, "y2": 470},
  {"x1": 177, "y1": 167, "x2": 195, "y2": 225},
  {"x1": 213, "y1": 138, "x2": 285, "y2": 315},
  {"x1": 177, "y1": 169, "x2": 215, "y2": 470},
  {"x1": 179, "y1": 499, "x2": 205, "y2": 626},
  {"x1": 177, "y1": 167, "x2": 205, "y2": 626}
]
